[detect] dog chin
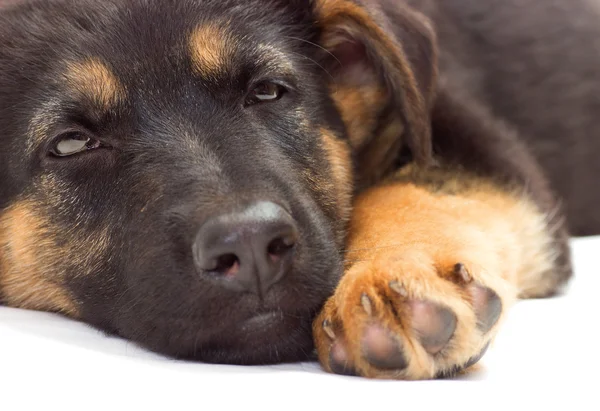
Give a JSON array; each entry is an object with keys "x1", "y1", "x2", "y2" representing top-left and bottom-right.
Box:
[{"x1": 191, "y1": 311, "x2": 316, "y2": 365}]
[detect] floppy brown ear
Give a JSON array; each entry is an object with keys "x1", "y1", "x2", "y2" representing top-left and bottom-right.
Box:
[{"x1": 313, "y1": 0, "x2": 437, "y2": 187}]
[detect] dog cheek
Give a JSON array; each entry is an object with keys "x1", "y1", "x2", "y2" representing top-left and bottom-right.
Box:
[
  {"x1": 0, "y1": 200, "x2": 79, "y2": 317},
  {"x1": 317, "y1": 128, "x2": 354, "y2": 246}
]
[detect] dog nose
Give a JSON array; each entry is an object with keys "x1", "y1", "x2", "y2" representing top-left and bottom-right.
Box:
[{"x1": 193, "y1": 201, "x2": 298, "y2": 295}]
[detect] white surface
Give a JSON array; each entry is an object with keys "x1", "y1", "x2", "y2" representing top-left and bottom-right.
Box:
[{"x1": 1, "y1": 237, "x2": 598, "y2": 410}]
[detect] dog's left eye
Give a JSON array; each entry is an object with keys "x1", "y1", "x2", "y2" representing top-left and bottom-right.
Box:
[
  {"x1": 245, "y1": 81, "x2": 286, "y2": 106},
  {"x1": 50, "y1": 132, "x2": 102, "y2": 157}
]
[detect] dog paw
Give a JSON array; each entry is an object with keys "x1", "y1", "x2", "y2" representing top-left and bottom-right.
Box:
[{"x1": 314, "y1": 251, "x2": 506, "y2": 379}]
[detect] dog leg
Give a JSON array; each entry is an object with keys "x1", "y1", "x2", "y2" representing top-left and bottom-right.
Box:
[{"x1": 314, "y1": 166, "x2": 566, "y2": 379}]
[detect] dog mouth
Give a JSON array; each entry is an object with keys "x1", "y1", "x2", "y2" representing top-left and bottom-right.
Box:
[
  {"x1": 186, "y1": 309, "x2": 316, "y2": 365},
  {"x1": 104, "y1": 196, "x2": 341, "y2": 365},
  {"x1": 241, "y1": 311, "x2": 285, "y2": 330}
]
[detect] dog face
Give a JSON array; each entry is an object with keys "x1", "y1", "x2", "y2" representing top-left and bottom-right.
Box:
[{"x1": 0, "y1": 0, "x2": 435, "y2": 364}]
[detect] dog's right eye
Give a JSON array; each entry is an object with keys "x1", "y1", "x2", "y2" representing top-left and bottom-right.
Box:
[
  {"x1": 245, "y1": 81, "x2": 287, "y2": 107},
  {"x1": 50, "y1": 132, "x2": 103, "y2": 157}
]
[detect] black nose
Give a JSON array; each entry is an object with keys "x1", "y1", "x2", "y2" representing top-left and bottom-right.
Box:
[{"x1": 193, "y1": 201, "x2": 298, "y2": 295}]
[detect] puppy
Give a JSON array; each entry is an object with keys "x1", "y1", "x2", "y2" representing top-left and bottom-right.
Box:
[{"x1": 0, "y1": 0, "x2": 597, "y2": 379}]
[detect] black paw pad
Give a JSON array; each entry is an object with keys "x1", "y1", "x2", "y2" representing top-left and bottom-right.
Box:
[
  {"x1": 463, "y1": 342, "x2": 490, "y2": 369},
  {"x1": 435, "y1": 342, "x2": 491, "y2": 379},
  {"x1": 410, "y1": 301, "x2": 457, "y2": 354},
  {"x1": 470, "y1": 286, "x2": 502, "y2": 333},
  {"x1": 362, "y1": 324, "x2": 408, "y2": 370},
  {"x1": 329, "y1": 340, "x2": 357, "y2": 376}
]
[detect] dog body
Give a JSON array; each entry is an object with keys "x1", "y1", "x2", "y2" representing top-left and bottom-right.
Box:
[
  {"x1": 0, "y1": 0, "x2": 596, "y2": 379},
  {"x1": 413, "y1": 0, "x2": 600, "y2": 235}
]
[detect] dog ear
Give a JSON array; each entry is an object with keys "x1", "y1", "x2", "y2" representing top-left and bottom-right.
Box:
[{"x1": 313, "y1": 0, "x2": 437, "y2": 187}]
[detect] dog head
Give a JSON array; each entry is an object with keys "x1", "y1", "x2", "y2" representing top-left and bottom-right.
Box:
[{"x1": 0, "y1": 0, "x2": 436, "y2": 364}]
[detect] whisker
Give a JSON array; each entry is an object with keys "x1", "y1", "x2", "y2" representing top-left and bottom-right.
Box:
[
  {"x1": 343, "y1": 243, "x2": 407, "y2": 253},
  {"x1": 284, "y1": 36, "x2": 342, "y2": 67},
  {"x1": 288, "y1": 50, "x2": 335, "y2": 81},
  {"x1": 343, "y1": 258, "x2": 375, "y2": 264}
]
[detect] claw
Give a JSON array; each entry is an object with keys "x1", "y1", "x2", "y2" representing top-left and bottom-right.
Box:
[
  {"x1": 361, "y1": 293, "x2": 373, "y2": 316},
  {"x1": 454, "y1": 263, "x2": 473, "y2": 284},
  {"x1": 323, "y1": 319, "x2": 336, "y2": 340},
  {"x1": 390, "y1": 281, "x2": 408, "y2": 297}
]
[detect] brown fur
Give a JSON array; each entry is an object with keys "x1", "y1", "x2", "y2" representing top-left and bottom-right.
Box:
[
  {"x1": 0, "y1": 0, "x2": 361, "y2": 365},
  {"x1": 330, "y1": 84, "x2": 386, "y2": 151},
  {"x1": 311, "y1": 0, "x2": 579, "y2": 379},
  {"x1": 64, "y1": 58, "x2": 125, "y2": 110},
  {"x1": 189, "y1": 24, "x2": 235, "y2": 79},
  {"x1": 321, "y1": 128, "x2": 353, "y2": 226},
  {"x1": 0, "y1": 201, "x2": 79, "y2": 316},
  {"x1": 25, "y1": 58, "x2": 125, "y2": 154},
  {"x1": 403, "y1": 0, "x2": 600, "y2": 235},
  {"x1": 0, "y1": 0, "x2": 591, "y2": 377},
  {"x1": 314, "y1": 165, "x2": 559, "y2": 379},
  {"x1": 314, "y1": 0, "x2": 438, "y2": 188}
]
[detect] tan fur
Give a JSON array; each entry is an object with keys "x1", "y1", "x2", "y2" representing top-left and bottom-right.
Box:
[
  {"x1": 0, "y1": 186, "x2": 114, "y2": 317},
  {"x1": 314, "y1": 165, "x2": 559, "y2": 379},
  {"x1": 330, "y1": 85, "x2": 387, "y2": 150},
  {"x1": 388, "y1": 165, "x2": 560, "y2": 297},
  {"x1": 189, "y1": 24, "x2": 234, "y2": 78},
  {"x1": 26, "y1": 59, "x2": 124, "y2": 154},
  {"x1": 315, "y1": 0, "x2": 431, "y2": 165},
  {"x1": 321, "y1": 128, "x2": 353, "y2": 223},
  {"x1": 315, "y1": 0, "x2": 434, "y2": 196},
  {"x1": 355, "y1": 118, "x2": 405, "y2": 185},
  {"x1": 64, "y1": 58, "x2": 125, "y2": 110},
  {"x1": 0, "y1": 201, "x2": 79, "y2": 316}
]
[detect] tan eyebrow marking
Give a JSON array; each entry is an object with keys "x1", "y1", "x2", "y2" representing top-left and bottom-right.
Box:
[
  {"x1": 64, "y1": 58, "x2": 125, "y2": 109},
  {"x1": 26, "y1": 59, "x2": 125, "y2": 155},
  {"x1": 189, "y1": 23, "x2": 236, "y2": 78}
]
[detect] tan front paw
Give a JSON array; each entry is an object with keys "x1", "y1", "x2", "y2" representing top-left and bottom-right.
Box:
[{"x1": 313, "y1": 251, "x2": 507, "y2": 379}]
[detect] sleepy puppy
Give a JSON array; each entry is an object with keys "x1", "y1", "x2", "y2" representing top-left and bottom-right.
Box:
[{"x1": 0, "y1": 0, "x2": 597, "y2": 379}]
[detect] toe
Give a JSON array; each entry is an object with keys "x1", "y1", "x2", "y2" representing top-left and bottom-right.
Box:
[
  {"x1": 470, "y1": 285, "x2": 502, "y2": 333},
  {"x1": 463, "y1": 341, "x2": 490, "y2": 369},
  {"x1": 329, "y1": 339, "x2": 357, "y2": 376},
  {"x1": 435, "y1": 341, "x2": 491, "y2": 379},
  {"x1": 362, "y1": 324, "x2": 408, "y2": 370},
  {"x1": 410, "y1": 300, "x2": 457, "y2": 354}
]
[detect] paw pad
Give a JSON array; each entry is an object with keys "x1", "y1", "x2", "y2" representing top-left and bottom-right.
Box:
[
  {"x1": 410, "y1": 300, "x2": 457, "y2": 354},
  {"x1": 463, "y1": 341, "x2": 490, "y2": 369},
  {"x1": 362, "y1": 324, "x2": 408, "y2": 370},
  {"x1": 436, "y1": 342, "x2": 491, "y2": 379},
  {"x1": 329, "y1": 340, "x2": 356, "y2": 376},
  {"x1": 316, "y1": 259, "x2": 504, "y2": 379},
  {"x1": 470, "y1": 286, "x2": 502, "y2": 333}
]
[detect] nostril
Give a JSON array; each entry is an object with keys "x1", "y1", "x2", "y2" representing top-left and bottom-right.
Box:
[
  {"x1": 193, "y1": 201, "x2": 298, "y2": 293},
  {"x1": 267, "y1": 235, "x2": 296, "y2": 263},
  {"x1": 212, "y1": 254, "x2": 240, "y2": 277}
]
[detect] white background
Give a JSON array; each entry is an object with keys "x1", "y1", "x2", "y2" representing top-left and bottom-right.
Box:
[{"x1": 1, "y1": 237, "x2": 598, "y2": 410}]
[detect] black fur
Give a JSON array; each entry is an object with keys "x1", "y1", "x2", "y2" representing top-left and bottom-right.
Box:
[
  {"x1": 1, "y1": 0, "x2": 596, "y2": 365},
  {"x1": 0, "y1": 0, "x2": 350, "y2": 364}
]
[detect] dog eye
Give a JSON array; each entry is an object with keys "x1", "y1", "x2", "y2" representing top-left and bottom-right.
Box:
[
  {"x1": 245, "y1": 81, "x2": 286, "y2": 106},
  {"x1": 50, "y1": 132, "x2": 102, "y2": 157}
]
